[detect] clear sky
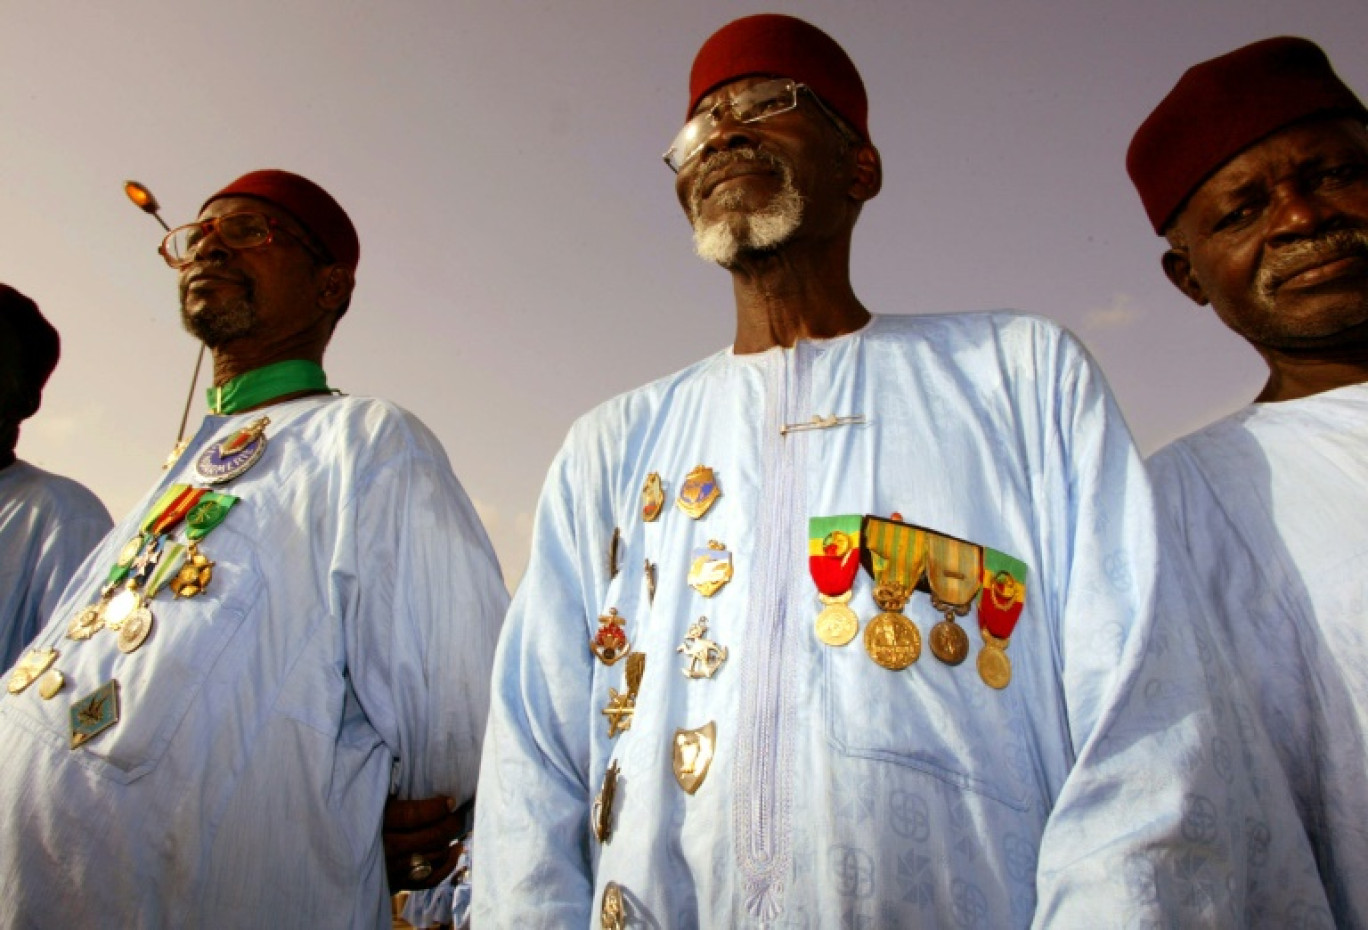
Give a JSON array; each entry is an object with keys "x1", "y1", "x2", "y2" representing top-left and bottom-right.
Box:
[{"x1": 3, "y1": 0, "x2": 1366, "y2": 586}]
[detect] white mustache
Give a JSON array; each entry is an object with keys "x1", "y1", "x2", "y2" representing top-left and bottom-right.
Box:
[{"x1": 1257, "y1": 228, "x2": 1368, "y2": 298}]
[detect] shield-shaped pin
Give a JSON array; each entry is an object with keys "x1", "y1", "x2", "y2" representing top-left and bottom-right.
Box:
[
  {"x1": 676, "y1": 465, "x2": 721, "y2": 519},
  {"x1": 641, "y1": 473, "x2": 665, "y2": 522},
  {"x1": 687, "y1": 540, "x2": 733, "y2": 597},
  {"x1": 672, "y1": 721, "x2": 717, "y2": 794}
]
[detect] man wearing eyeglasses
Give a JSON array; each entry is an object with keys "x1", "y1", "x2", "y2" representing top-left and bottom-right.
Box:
[
  {"x1": 1128, "y1": 38, "x2": 1368, "y2": 926},
  {"x1": 0, "y1": 170, "x2": 507, "y2": 927},
  {"x1": 474, "y1": 14, "x2": 1325, "y2": 928}
]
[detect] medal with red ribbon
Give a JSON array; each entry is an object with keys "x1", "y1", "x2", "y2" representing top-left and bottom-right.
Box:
[
  {"x1": 976, "y1": 549, "x2": 1029, "y2": 689},
  {"x1": 809, "y1": 515, "x2": 862, "y2": 646}
]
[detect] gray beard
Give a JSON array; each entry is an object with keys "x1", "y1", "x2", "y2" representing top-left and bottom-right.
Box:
[
  {"x1": 181, "y1": 292, "x2": 257, "y2": 347},
  {"x1": 689, "y1": 151, "x2": 805, "y2": 267}
]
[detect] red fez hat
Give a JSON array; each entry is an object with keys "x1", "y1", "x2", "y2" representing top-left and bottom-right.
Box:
[
  {"x1": 0, "y1": 283, "x2": 60, "y2": 420},
  {"x1": 1128, "y1": 37, "x2": 1367, "y2": 234},
  {"x1": 689, "y1": 14, "x2": 870, "y2": 142},
  {"x1": 202, "y1": 169, "x2": 360, "y2": 271}
]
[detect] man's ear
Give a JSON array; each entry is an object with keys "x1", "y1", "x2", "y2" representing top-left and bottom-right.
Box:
[
  {"x1": 318, "y1": 266, "x2": 355, "y2": 313},
  {"x1": 1162, "y1": 247, "x2": 1209, "y2": 306},
  {"x1": 849, "y1": 144, "x2": 882, "y2": 202}
]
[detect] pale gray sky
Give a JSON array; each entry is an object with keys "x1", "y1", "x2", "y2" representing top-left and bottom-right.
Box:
[{"x1": 4, "y1": 0, "x2": 1366, "y2": 585}]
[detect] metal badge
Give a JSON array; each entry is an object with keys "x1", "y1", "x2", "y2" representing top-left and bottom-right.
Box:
[
  {"x1": 66, "y1": 604, "x2": 104, "y2": 642},
  {"x1": 644, "y1": 559, "x2": 657, "y2": 604},
  {"x1": 677, "y1": 617, "x2": 727, "y2": 679},
  {"x1": 814, "y1": 591, "x2": 860, "y2": 647},
  {"x1": 672, "y1": 721, "x2": 716, "y2": 794},
  {"x1": 641, "y1": 472, "x2": 665, "y2": 522},
  {"x1": 194, "y1": 416, "x2": 270, "y2": 485},
  {"x1": 864, "y1": 582, "x2": 920, "y2": 670},
  {"x1": 117, "y1": 606, "x2": 155, "y2": 654},
  {"x1": 978, "y1": 630, "x2": 1012, "y2": 689},
  {"x1": 601, "y1": 652, "x2": 646, "y2": 738},
  {"x1": 600, "y1": 882, "x2": 626, "y2": 930},
  {"x1": 38, "y1": 669, "x2": 65, "y2": 700},
  {"x1": 100, "y1": 583, "x2": 142, "y2": 632},
  {"x1": 608, "y1": 527, "x2": 621, "y2": 579},
  {"x1": 590, "y1": 608, "x2": 631, "y2": 666},
  {"x1": 591, "y1": 760, "x2": 620, "y2": 843},
  {"x1": 675, "y1": 465, "x2": 721, "y2": 520},
  {"x1": 7, "y1": 648, "x2": 58, "y2": 695},
  {"x1": 687, "y1": 540, "x2": 733, "y2": 597},
  {"x1": 69, "y1": 680, "x2": 120, "y2": 749},
  {"x1": 929, "y1": 620, "x2": 970, "y2": 666},
  {"x1": 170, "y1": 543, "x2": 215, "y2": 598}
]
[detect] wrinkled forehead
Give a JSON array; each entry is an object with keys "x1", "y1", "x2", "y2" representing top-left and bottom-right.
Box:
[{"x1": 1197, "y1": 115, "x2": 1368, "y2": 198}]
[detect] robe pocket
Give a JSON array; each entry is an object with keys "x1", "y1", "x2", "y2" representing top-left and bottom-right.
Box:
[
  {"x1": 9, "y1": 526, "x2": 264, "y2": 784},
  {"x1": 821, "y1": 639, "x2": 1034, "y2": 811}
]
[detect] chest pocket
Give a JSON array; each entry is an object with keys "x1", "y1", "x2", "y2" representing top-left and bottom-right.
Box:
[
  {"x1": 6, "y1": 526, "x2": 264, "y2": 784},
  {"x1": 821, "y1": 594, "x2": 1037, "y2": 812}
]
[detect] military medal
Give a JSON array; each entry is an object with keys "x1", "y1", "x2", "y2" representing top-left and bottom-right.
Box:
[
  {"x1": 687, "y1": 540, "x2": 732, "y2": 597},
  {"x1": 607, "y1": 527, "x2": 621, "y2": 579},
  {"x1": 925, "y1": 533, "x2": 983, "y2": 667},
  {"x1": 170, "y1": 544, "x2": 215, "y2": 598},
  {"x1": 677, "y1": 617, "x2": 727, "y2": 679},
  {"x1": 66, "y1": 603, "x2": 105, "y2": 641},
  {"x1": 809, "y1": 515, "x2": 862, "y2": 646},
  {"x1": 117, "y1": 605, "x2": 154, "y2": 654},
  {"x1": 675, "y1": 465, "x2": 721, "y2": 519},
  {"x1": 600, "y1": 882, "x2": 626, "y2": 930},
  {"x1": 641, "y1": 472, "x2": 665, "y2": 522},
  {"x1": 194, "y1": 416, "x2": 270, "y2": 485},
  {"x1": 7, "y1": 648, "x2": 58, "y2": 695},
  {"x1": 644, "y1": 559, "x2": 657, "y2": 604},
  {"x1": 977, "y1": 550, "x2": 1029, "y2": 689},
  {"x1": 100, "y1": 581, "x2": 145, "y2": 632},
  {"x1": 601, "y1": 652, "x2": 645, "y2": 738},
  {"x1": 861, "y1": 516, "x2": 928, "y2": 669},
  {"x1": 69, "y1": 679, "x2": 120, "y2": 749},
  {"x1": 591, "y1": 608, "x2": 630, "y2": 665},
  {"x1": 38, "y1": 669, "x2": 65, "y2": 700},
  {"x1": 672, "y1": 721, "x2": 716, "y2": 794},
  {"x1": 591, "y1": 760, "x2": 620, "y2": 843}
]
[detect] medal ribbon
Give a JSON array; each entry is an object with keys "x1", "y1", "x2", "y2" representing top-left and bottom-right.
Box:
[
  {"x1": 978, "y1": 548, "x2": 1029, "y2": 639},
  {"x1": 860, "y1": 515, "x2": 927, "y2": 589},
  {"x1": 926, "y1": 533, "x2": 983, "y2": 611},
  {"x1": 184, "y1": 492, "x2": 239, "y2": 541},
  {"x1": 147, "y1": 485, "x2": 207, "y2": 537},
  {"x1": 808, "y1": 515, "x2": 862, "y2": 596},
  {"x1": 208, "y1": 359, "x2": 330, "y2": 415}
]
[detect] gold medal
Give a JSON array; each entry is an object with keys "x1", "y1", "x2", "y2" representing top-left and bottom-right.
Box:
[
  {"x1": 641, "y1": 472, "x2": 665, "y2": 522},
  {"x1": 672, "y1": 721, "x2": 716, "y2": 794},
  {"x1": 929, "y1": 620, "x2": 970, "y2": 665},
  {"x1": 591, "y1": 760, "x2": 620, "y2": 843},
  {"x1": 814, "y1": 591, "x2": 859, "y2": 646},
  {"x1": 607, "y1": 527, "x2": 621, "y2": 579},
  {"x1": 66, "y1": 604, "x2": 105, "y2": 641},
  {"x1": 38, "y1": 669, "x2": 65, "y2": 700},
  {"x1": 601, "y1": 652, "x2": 646, "y2": 738},
  {"x1": 644, "y1": 559, "x2": 657, "y2": 604},
  {"x1": 100, "y1": 583, "x2": 142, "y2": 632},
  {"x1": 590, "y1": 608, "x2": 630, "y2": 665},
  {"x1": 675, "y1": 465, "x2": 721, "y2": 519},
  {"x1": 687, "y1": 540, "x2": 732, "y2": 597},
  {"x1": 863, "y1": 581, "x2": 920, "y2": 669},
  {"x1": 600, "y1": 882, "x2": 626, "y2": 930},
  {"x1": 117, "y1": 606, "x2": 154, "y2": 654},
  {"x1": 115, "y1": 535, "x2": 144, "y2": 568},
  {"x1": 977, "y1": 630, "x2": 1012, "y2": 689},
  {"x1": 7, "y1": 648, "x2": 58, "y2": 695},
  {"x1": 170, "y1": 543, "x2": 215, "y2": 598}
]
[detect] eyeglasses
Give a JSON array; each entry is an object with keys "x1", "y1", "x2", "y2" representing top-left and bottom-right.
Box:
[
  {"x1": 158, "y1": 211, "x2": 325, "y2": 269},
  {"x1": 663, "y1": 79, "x2": 853, "y2": 173}
]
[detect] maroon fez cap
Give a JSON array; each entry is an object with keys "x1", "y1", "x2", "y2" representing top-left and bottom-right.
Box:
[
  {"x1": 1127, "y1": 36, "x2": 1367, "y2": 234},
  {"x1": 689, "y1": 14, "x2": 870, "y2": 142},
  {"x1": 0, "y1": 284, "x2": 60, "y2": 418},
  {"x1": 201, "y1": 169, "x2": 360, "y2": 271}
]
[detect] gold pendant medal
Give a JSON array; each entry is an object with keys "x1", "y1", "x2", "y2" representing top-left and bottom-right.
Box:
[
  {"x1": 864, "y1": 582, "x2": 921, "y2": 670},
  {"x1": 815, "y1": 592, "x2": 859, "y2": 646},
  {"x1": 929, "y1": 618, "x2": 970, "y2": 665},
  {"x1": 976, "y1": 551, "x2": 1030, "y2": 691},
  {"x1": 977, "y1": 630, "x2": 1012, "y2": 689}
]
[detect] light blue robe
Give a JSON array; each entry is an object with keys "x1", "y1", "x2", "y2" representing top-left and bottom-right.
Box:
[
  {"x1": 0, "y1": 395, "x2": 507, "y2": 929},
  {"x1": 475, "y1": 313, "x2": 1327, "y2": 928},
  {"x1": 0, "y1": 460, "x2": 111, "y2": 669},
  {"x1": 1149, "y1": 381, "x2": 1368, "y2": 928}
]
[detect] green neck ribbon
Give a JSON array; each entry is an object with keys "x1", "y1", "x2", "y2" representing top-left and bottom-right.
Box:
[{"x1": 208, "y1": 360, "x2": 331, "y2": 415}]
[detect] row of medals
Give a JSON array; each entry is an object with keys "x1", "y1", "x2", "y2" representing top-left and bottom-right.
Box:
[
  {"x1": 6, "y1": 418, "x2": 270, "y2": 749},
  {"x1": 815, "y1": 580, "x2": 1013, "y2": 690},
  {"x1": 591, "y1": 466, "x2": 724, "y2": 930}
]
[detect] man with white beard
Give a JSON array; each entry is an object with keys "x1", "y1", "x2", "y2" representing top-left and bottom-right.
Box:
[
  {"x1": 1129, "y1": 36, "x2": 1368, "y2": 926},
  {"x1": 474, "y1": 14, "x2": 1327, "y2": 928}
]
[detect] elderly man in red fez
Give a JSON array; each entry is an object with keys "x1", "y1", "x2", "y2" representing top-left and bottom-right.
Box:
[
  {"x1": 0, "y1": 170, "x2": 507, "y2": 927},
  {"x1": 1129, "y1": 36, "x2": 1368, "y2": 926},
  {"x1": 0, "y1": 284, "x2": 111, "y2": 671},
  {"x1": 474, "y1": 15, "x2": 1323, "y2": 928}
]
